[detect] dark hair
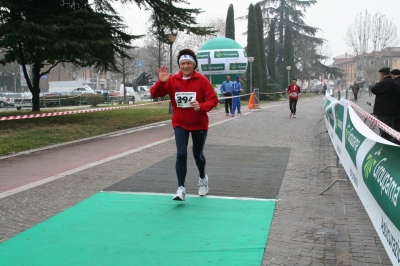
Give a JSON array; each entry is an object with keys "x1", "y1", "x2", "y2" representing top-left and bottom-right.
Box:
[
  {"x1": 292, "y1": 78, "x2": 297, "y2": 81},
  {"x1": 177, "y1": 48, "x2": 198, "y2": 68}
]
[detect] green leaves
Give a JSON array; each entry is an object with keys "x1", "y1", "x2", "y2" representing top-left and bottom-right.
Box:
[{"x1": 363, "y1": 154, "x2": 376, "y2": 179}]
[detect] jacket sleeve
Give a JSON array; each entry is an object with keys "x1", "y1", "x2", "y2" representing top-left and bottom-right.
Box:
[
  {"x1": 298, "y1": 86, "x2": 301, "y2": 93},
  {"x1": 199, "y1": 80, "x2": 218, "y2": 112},
  {"x1": 150, "y1": 80, "x2": 169, "y2": 98},
  {"x1": 371, "y1": 82, "x2": 387, "y2": 95},
  {"x1": 220, "y1": 82, "x2": 225, "y2": 93}
]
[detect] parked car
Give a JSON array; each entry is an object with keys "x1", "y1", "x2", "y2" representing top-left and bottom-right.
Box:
[
  {"x1": 109, "y1": 90, "x2": 135, "y2": 104},
  {"x1": 0, "y1": 92, "x2": 29, "y2": 107},
  {"x1": 0, "y1": 93, "x2": 11, "y2": 108},
  {"x1": 70, "y1": 87, "x2": 97, "y2": 95},
  {"x1": 13, "y1": 92, "x2": 33, "y2": 110}
]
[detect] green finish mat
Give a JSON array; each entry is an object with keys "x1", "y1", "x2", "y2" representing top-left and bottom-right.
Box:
[{"x1": 0, "y1": 193, "x2": 275, "y2": 266}]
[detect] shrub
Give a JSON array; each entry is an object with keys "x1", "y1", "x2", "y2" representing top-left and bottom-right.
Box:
[{"x1": 86, "y1": 94, "x2": 104, "y2": 106}]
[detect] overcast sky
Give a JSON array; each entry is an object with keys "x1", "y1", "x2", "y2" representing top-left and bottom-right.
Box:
[{"x1": 113, "y1": 0, "x2": 400, "y2": 62}]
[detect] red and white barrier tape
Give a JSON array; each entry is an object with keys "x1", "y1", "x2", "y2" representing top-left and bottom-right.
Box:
[
  {"x1": 217, "y1": 93, "x2": 252, "y2": 100},
  {"x1": 1, "y1": 93, "x2": 263, "y2": 121},
  {"x1": 0, "y1": 100, "x2": 171, "y2": 121},
  {"x1": 259, "y1": 91, "x2": 287, "y2": 95},
  {"x1": 349, "y1": 101, "x2": 400, "y2": 142}
]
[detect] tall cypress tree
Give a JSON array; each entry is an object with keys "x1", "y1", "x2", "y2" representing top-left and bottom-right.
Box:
[
  {"x1": 225, "y1": 4, "x2": 235, "y2": 40},
  {"x1": 267, "y1": 19, "x2": 276, "y2": 86},
  {"x1": 246, "y1": 4, "x2": 262, "y2": 93},
  {"x1": 255, "y1": 3, "x2": 266, "y2": 94},
  {"x1": 282, "y1": 23, "x2": 295, "y2": 87}
]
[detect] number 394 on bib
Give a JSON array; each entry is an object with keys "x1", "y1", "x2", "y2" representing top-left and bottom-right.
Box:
[{"x1": 175, "y1": 92, "x2": 196, "y2": 108}]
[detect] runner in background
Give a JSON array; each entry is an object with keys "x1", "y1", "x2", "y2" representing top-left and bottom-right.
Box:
[
  {"x1": 150, "y1": 49, "x2": 218, "y2": 201},
  {"x1": 286, "y1": 78, "x2": 301, "y2": 118}
]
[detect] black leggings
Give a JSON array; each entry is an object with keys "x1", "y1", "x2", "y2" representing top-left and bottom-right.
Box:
[
  {"x1": 289, "y1": 99, "x2": 298, "y2": 114},
  {"x1": 174, "y1": 127, "x2": 208, "y2": 187}
]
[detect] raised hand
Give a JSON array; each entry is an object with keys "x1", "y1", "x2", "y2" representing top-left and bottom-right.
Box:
[{"x1": 158, "y1": 65, "x2": 170, "y2": 82}]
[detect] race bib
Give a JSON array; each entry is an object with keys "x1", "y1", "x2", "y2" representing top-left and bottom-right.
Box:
[
  {"x1": 175, "y1": 92, "x2": 196, "y2": 108},
  {"x1": 291, "y1": 92, "x2": 298, "y2": 97}
]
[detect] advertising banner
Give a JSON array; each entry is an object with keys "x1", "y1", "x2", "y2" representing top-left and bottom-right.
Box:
[
  {"x1": 323, "y1": 93, "x2": 400, "y2": 265},
  {"x1": 197, "y1": 49, "x2": 248, "y2": 75}
]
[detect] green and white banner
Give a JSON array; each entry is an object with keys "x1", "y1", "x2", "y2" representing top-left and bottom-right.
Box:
[
  {"x1": 197, "y1": 49, "x2": 248, "y2": 75},
  {"x1": 323, "y1": 93, "x2": 400, "y2": 265}
]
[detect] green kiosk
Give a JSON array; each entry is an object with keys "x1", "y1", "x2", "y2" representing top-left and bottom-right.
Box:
[{"x1": 197, "y1": 37, "x2": 248, "y2": 102}]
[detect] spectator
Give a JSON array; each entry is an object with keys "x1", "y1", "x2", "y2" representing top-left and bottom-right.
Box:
[
  {"x1": 390, "y1": 69, "x2": 400, "y2": 134},
  {"x1": 220, "y1": 75, "x2": 233, "y2": 116},
  {"x1": 231, "y1": 75, "x2": 243, "y2": 117},
  {"x1": 352, "y1": 81, "x2": 360, "y2": 102},
  {"x1": 371, "y1": 67, "x2": 398, "y2": 142}
]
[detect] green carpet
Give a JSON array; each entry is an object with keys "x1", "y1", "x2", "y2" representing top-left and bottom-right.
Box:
[{"x1": 0, "y1": 193, "x2": 275, "y2": 266}]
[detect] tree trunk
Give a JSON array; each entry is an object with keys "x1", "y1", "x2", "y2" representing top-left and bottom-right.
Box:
[{"x1": 30, "y1": 63, "x2": 42, "y2": 112}]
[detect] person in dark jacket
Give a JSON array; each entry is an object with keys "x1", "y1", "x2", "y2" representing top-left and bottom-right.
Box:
[
  {"x1": 390, "y1": 69, "x2": 400, "y2": 134},
  {"x1": 371, "y1": 67, "x2": 398, "y2": 142},
  {"x1": 352, "y1": 81, "x2": 360, "y2": 102}
]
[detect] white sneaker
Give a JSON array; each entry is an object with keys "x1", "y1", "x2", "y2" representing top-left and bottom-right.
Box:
[
  {"x1": 198, "y1": 175, "x2": 209, "y2": 196},
  {"x1": 173, "y1": 186, "x2": 185, "y2": 201},
  {"x1": 293, "y1": 114, "x2": 296, "y2": 118}
]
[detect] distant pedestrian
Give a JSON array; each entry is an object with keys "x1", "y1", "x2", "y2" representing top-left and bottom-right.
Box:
[
  {"x1": 390, "y1": 69, "x2": 400, "y2": 134},
  {"x1": 371, "y1": 67, "x2": 398, "y2": 142},
  {"x1": 352, "y1": 81, "x2": 360, "y2": 102},
  {"x1": 286, "y1": 78, "x2": 301, "y2": 118},
  {"x1": 231, "y1": 75, "x2": 243, "y2": 117},
  {"x1": 323, "y1": 83, "x2": 327, "y2": 95},
  {"x1": 220, "y1": 75, "x2": 233, "y2": 116},
  {"x1": 150, "y1": 48, "x2": 218, "y2": 201}
]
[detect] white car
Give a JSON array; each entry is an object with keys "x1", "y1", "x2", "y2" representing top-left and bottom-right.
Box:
[{"x1": 71, "y1": 87, "x2": 97, "y2": 95}]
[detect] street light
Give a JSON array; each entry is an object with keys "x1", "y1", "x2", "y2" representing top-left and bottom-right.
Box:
[
  {"x1": 286, "y1": 66, "x2": 291, "y2": 87},
  {"x1": 166, "y1": 33, "x2": 177, "y2": 74},
  {"x1": 166, "y1": 32, "x2": 177, "y2": 114},
  {"x1": 248, "y1": 57, "x2": 254, "y2": 93}
]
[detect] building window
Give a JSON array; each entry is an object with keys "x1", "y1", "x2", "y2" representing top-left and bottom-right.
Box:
[
  {"x1": 354, "y1": 73, "x2": 356, "y2": 78},
  {"x1": 370, "y1": 60, "x2": 375, "y2": 65},
  {"x1": 384, "y1": 59, "x2": 389, "y2": 66}
]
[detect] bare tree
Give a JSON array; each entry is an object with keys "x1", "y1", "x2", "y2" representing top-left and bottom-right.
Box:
[
  {"x1": 142, "y1": 35, "x2": 169, "y2": 77},
  {"x1": 178, "y1": 18, "x2": 226, "y2": 53},
  {"x1": 115, "y1": 48, "x2": 138, "y2": 103},
  {"x1": 345, "y1": 10, "x2": 398, "y2": 85}
]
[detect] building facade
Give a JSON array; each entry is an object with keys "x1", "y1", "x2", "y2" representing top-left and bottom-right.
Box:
[{"x1": 333, "y1": 47, "x2": 400, "y2": 88}]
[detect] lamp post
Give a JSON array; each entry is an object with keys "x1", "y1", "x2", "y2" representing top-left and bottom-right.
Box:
[
  {"x1": 286, "y1": 66, "x2": 291, "y2": 87},
  {"x1": 166, "y1": 32, "x2": 177, "y2": 114},
  {"x1": 248, "y1": 57, "x2": 254, "y2": 93}
]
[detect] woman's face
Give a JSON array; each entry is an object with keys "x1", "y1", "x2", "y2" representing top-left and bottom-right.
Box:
[{"x1": 179, "y1": 60, "x2": 195, "y2": 77}]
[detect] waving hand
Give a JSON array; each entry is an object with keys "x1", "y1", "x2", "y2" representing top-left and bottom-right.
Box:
[{"x1": 158, "y1": 65, "x2": 171, "y2": 82}]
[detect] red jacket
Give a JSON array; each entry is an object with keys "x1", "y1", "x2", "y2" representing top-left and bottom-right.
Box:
[
  {"x1": 286, "y1": 84, "x2": 301, "y2": 100},
  {"x1": 150, "y1": 71, "x2": 218, "y2": 131}
]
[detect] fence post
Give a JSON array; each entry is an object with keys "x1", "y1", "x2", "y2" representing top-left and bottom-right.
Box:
[{"x1": 254, "y1": 88, "x2": 259, "y2": 109}]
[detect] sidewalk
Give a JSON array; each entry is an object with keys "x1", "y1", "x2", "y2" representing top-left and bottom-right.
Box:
[{"x1": 0, "y1": 95, "x2": 391, "y2": 265}]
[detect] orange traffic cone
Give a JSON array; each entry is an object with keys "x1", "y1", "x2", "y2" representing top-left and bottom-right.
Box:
[{"x1": 248, "y1": 92, "x2": 255, "y2": 110}]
